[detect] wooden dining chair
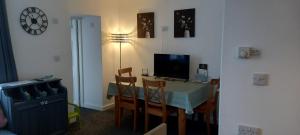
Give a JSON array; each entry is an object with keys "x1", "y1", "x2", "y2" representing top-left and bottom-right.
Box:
[
  {"x1": 118, "y1": 67, "x2": 132, "y2": 77},
  {"x1": 115, "y1": 75, "x2": 139, "y2": 131},
  {"x1": 194, "y1": 79, "x2": 220, "y2": 135},
  {"x1": 142, "y1": 78, "x2": 175, "y2": 132},
  {"x1": 118, "y1": 67, "x2": 145, "y2": 113}
]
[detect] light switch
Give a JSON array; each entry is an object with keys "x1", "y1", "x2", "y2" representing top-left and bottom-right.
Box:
[
  {"x1": 53, "y1": 55, "x2": 61, "y2": 62},
  {"x1": 161, "y1": 26, "x2": 168, "y2": 32},
  {"x1": 52, "y1": 18, "x2": 59, "y2": 24},
  {"x1": 253, "y1": 73, "x2": 269, "y2": 86}
]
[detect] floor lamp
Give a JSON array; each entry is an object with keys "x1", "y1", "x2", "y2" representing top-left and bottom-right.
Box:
[{"x1": 111, "y1": 33, "x2": 129, "y2": 68}]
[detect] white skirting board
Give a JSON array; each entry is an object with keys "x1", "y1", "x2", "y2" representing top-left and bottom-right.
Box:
[
  {"x1": 100, "y1": 103, "x2": 114, "y2": 111},
  {"x1": 82, "y1": 103, "x2": 101, "y2": 111}
]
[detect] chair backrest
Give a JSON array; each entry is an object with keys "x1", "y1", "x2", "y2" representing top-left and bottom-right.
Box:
[
  {"x1": 118, "y1": 67, "x2": 132, "y2": 77},
  {"x1": 208, "y1": 79, "x2": 220, "y2": 103},
  {"x1": 142, "y1": 79, "x2": 167, "y2": 113},
  {"x1": 115, "y1": 75, "x2": 137, "y2": 103}
]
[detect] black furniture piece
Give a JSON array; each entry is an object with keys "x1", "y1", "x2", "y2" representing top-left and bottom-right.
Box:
[{"x1": 0, "y1": 79, "x2": 68, "y2": 135}]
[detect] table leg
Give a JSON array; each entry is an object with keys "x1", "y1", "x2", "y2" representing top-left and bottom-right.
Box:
[
  {"x1": 178, "y1": 108, "x2": 186, "y2": 135},
  {"x1": 114, "y1": 97, "x2": 120, "y2": 127}
]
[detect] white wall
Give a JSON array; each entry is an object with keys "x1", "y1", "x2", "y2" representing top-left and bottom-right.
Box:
[
  {"x1": 5, "y1": 0, "x2": 119, "y2": 107},
  {"x1": 5, "y1": 0, "x2": 73, "y2": 101},
  {"x1": 6, "y1": 0, "x2": 223, "y2": 109},
  {"x1": 118, "y1": 0, "x2": 223, "y2": 80},
  {"x1": 6, "y1": 0, "x2": 300, "y2": 134},
  {"x1": 220, "y1": 0, "x2": 300, "y2": 135},
  {"x1": 67, "y1": 0, "x2": 224, "y2": 107}
]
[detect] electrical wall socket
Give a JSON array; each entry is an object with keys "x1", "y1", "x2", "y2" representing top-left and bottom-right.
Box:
[
  {"x1": 253, "y1": 73, "x2": 269, "y2": 86},
  {"x1": 238, "y1": 47, "x2": 260, "y2": 59},
  {"x1": 238, "y1": 125, "x2": 261, "y2": 135},
  {"x1": 238, "y1": 47, "x2": 251, "y2": 59}
]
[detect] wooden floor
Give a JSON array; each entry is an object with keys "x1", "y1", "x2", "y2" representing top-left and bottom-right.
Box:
[{"x1": 68, "y1": 108, "x2": 218, "y2": 135}]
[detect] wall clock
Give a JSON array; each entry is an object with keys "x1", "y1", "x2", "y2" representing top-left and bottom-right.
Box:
[{"x1": 20, "y1": 7, "x2": 48, "y2": 35}]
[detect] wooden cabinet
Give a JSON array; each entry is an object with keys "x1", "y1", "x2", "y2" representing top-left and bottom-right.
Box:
[{"x1": 0, "y1": 79, "x2": 68, "y2": 135}]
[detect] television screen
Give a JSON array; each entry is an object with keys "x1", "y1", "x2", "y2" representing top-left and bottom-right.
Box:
[{"x1": 154, "y1": 54, "x2": 190, "y2": 80}]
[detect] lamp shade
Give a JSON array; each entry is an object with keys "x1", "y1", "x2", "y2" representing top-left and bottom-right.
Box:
[{"x1": 110, "y1": 33, "x2": 129, "y2": 43}]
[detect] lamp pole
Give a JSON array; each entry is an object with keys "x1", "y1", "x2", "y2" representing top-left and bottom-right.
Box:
[
  {"x1": 119, "y1": 42, "x2": 122, "y2": 68},
  {"x1": 111, "y1": 33, "x2": 128, "y2": 69}
]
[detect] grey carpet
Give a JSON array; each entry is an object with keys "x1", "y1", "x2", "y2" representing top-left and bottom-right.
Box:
[{"x1": 68, "y1": 108, "x2": 217, "y2": 135}]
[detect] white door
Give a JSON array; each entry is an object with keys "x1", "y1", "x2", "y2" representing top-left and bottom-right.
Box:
[{"x1": 71, "y1": 16, "x2": 103, "y2": 111}]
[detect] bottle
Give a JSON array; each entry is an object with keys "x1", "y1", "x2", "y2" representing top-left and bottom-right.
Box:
[
  {"x1": 20, "y1": 88, "x2": 31, "y2": 100},
  {"x1": 198, "y1": 64, "x2": 208, "y2": 82},
  {"x1": 142, "y1": 68, "x2": 149, "y2": 76}
]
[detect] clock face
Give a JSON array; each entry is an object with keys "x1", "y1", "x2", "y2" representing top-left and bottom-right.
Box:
[{"x1": 20, "y1": 7, "x2": 48, "y2": 35}]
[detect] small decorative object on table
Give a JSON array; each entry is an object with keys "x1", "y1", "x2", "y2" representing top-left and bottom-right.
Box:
[
  {"x1": 196, "y1": 64, "x2": 208, "y2": 82},
  {"x1": 20, "y1": 88, "x2": 31, "y2": 100},
  {"x1": 142, "y1": 68, "x2": 149, "y2": 76}
]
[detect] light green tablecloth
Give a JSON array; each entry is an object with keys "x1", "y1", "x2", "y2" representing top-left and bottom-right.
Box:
[{"x1": 107, "y1": 80, "x2": 210, "y2": 114}]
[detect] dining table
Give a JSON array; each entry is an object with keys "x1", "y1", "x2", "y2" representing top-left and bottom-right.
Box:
[{"x1": 107, "y1": 77, "x2": 210, "y2": 135}]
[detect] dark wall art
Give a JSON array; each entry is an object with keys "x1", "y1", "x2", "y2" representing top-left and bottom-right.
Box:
[
  {"x1": 137, "y1": 12, "x2": 154, "y2": 38},
  {"x1": 174, "y1": 8, "x2": 195, "y2": 38}
]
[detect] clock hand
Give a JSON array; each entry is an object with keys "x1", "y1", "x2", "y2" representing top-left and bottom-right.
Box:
[
  {"x1": 35, "y1": 14, "x2": 40, "y2": 19},
  {"x1": 29, "y1": 14, "x2": 34, "y2": 19}
]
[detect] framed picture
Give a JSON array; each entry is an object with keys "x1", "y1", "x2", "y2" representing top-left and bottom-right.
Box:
[
  {"x1": 137, "y1": 12, "x2": 155, "y2": 38},
  {"x1": 174, "y1": 8, "x2": 195, "y2": 38}
]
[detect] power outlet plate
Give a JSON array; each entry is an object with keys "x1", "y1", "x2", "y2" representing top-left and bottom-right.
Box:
[
  {"x1": 253, "y1": 73, "x2": 269, "y2": 86},
  {"x1": 238, "y1": 125, "x2": 261, "y2": 135},
  {"x1": 238, "y1": 47, "x2": 251, "y2": 59},
  {"x1": 237, "y1": 47, "x2": 260, "y2": 59}
]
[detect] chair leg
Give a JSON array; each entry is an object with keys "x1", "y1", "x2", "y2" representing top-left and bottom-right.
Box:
[
  {"x1": 133, "y1": 110, "x2": 137, "y2": 131},
  {"x1": 138, "y1": 100, "x2": 145, "y2": 113},
  {"x1": 213, "y1": 111, "x2": 218, "y2": 125},
  {"x1": 162, "y1": 115, "x2": 167, "y2": 123},
  {"x1": 120, "y1": 108, "x2": 124, "y2": 119},
  {"x1": 192, "y1": 113, "x2": 195, "y2": 121},
  {"x1": 114, "y1": 98, "x2": 119, "y2": 127},
  {"x1": 205, "y1": 112, "x2": 211, "y2": 135},
  {"x1": 117, "y1": 107, "x2": 122, "y2": 128},
  {"x1": 145, "y1": 114, "x2": 149, "y2": 132}
]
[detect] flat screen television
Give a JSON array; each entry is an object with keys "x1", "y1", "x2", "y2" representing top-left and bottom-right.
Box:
[{"x1": 154, "y1": 54, "x2": 190, "y2": 80}]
